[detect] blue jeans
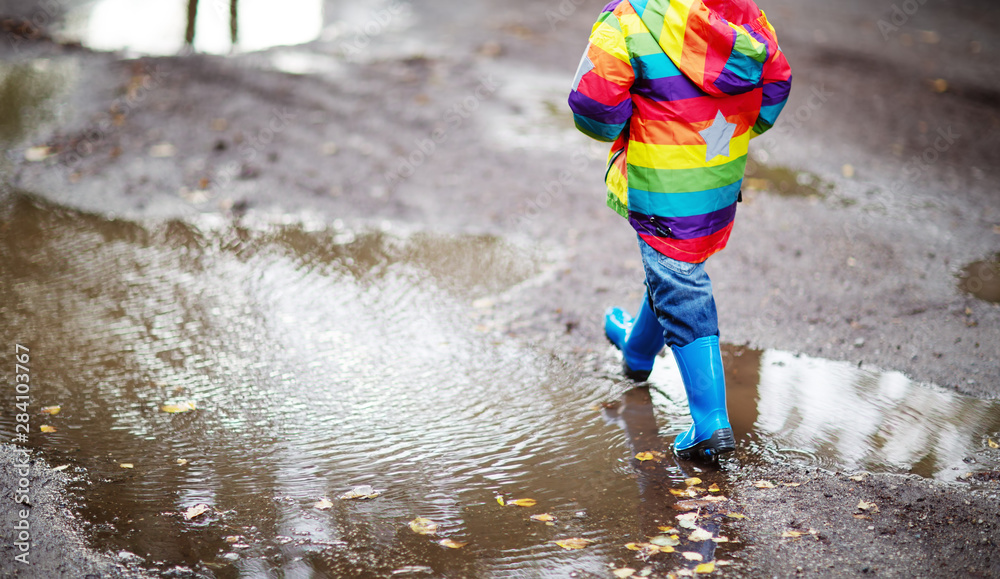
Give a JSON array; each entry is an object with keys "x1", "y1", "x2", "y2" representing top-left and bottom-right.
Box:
[{"x1": 636, "y1": 235, "x2": 720, "y2": 349}]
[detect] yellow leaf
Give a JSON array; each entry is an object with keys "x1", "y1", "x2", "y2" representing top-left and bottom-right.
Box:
[
  {"x1": 530, "y1": 514, "x2": 555, "y2": 522},
  {"x1": 496, "y1": 496, "x2": 505, "y2": 506},
  {"x1": 184, "y1": 504, "x2": 210, "y2": 520},
  {"x1": 695, "y1": 562, "x2": 715, "y2": 574},
  {"x1": 658, "y1": 526, "x2": 679, "y2": 534},
  {"x1": 410, "y1": 517, "x2": 438, "y2": 535},
  {"x1": 650, "y1": 535, "x2": 680, "y2": 548},
  {"x1": 161, "y1": 401, "x2": 196, "y2": 414},
  {"x1": 712, "y1": 536, "x2": 729, "y2": 543},
  {"x1": 176, "y1": 458, "x2": 188, "y2": 465},
  {"x1": 988, "y1": 439, "x2": 999, "y2": 449},
  {"x1": 553, "y1": 538, "x2": 591, "y2": 550},
  {"x1": 753, "y1": 480, "x2": 776, "y2": 489},
  {"x1": 725, "y1": 512, "x2": 746, "y2": 519},
  {"x1": 41, "y1": 406, "x2": 61, "y2": 415},
  {"x1": 659, "y1": 546, "x2": 675, "y2": 553},
  {"x1": 857, "y1": 500, "x2": 877, "y2": 512},
  {"x1": 625, "y1": 542, "x2": 642, "y2": 551},
  {"x1": 684, "y1": 477, "x2": 702, "y2": 487},
  {"x1": 225, "y1": 535, "x2": 242, "y2": 544},
  {"x1": 439, "y1": 539, "x2": 467, "y2": 549},
  {"x1": 669, "y1": 489, "x2": 688, "y2": 497},
  {"x1": 707, "y1": 483, "x2": 721, "y2": 493},
  {"x1": 613, "y1": 569, "x2": 636, "y2": 579},
  {"x1": 40, "y1": 424, "x2": 57, "y2": 433},
  {"x1": 119, "y1": 463, "x2": 134, "y2": 469},
  {"x1": 314, "y1": 498, "x2": 334, "y2": 510},
  {"x1": 508, "y1": 498, "x2": 537, "y2": 507},
  {"x1": 635, "y1": 452, "x2": 655, "y2": 462},
  {"x1": 782, "y1": 483, "x2": 801, "y2": 488},
  {"x1": 682, "y1": 552, "x2": 703, "y2": 561},
  {"x1": 781, "y1": 530, "x2": 805, "y2": 538}
]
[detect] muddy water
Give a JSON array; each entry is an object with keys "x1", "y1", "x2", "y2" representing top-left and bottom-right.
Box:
[
  {"x1": 959, "y1": 257, "x2": 1000, "y2": 304},
  {"x1": 1, "y1": 193, "x2": 999, "y2": 577},
  {"x1": 646, "y1": 347, "x2": 1000, "y2": 481}
]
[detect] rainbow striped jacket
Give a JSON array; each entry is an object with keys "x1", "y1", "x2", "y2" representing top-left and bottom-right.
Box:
[{"x1": 569, "y1": 0, "x2": 792, "y2": 263}]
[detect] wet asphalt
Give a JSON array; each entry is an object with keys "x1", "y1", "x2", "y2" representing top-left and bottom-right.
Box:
[{"x1": 0, "y1": 0, "x2": 999, "y2": 577}]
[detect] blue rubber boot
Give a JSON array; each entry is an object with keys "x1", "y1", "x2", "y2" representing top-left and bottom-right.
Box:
[
  {"x1": 604, "y1": 293, "x2": 665, "y2": 381},
  {"x1": 672, "y1": 336, "x2": 736, "y2": 460}
]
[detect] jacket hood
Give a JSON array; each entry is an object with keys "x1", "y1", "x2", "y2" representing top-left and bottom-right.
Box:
[{"x1": 629, "y1": 0, "x2": 772, "y2": 96}]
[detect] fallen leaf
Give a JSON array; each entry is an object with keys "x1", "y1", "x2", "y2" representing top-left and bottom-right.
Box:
[
  {"x1": 988, "y1": 439, "x2": 999, "y2": 449},
  {"x1": 650, "y1": 535, "x2": 680, "y2": 547},
  {"x1": 410, "y1": 517, "x2": 438, "y2": 535},
  {"x1": 41, "y1": 405, "x2": 61, "y2": 415},
  {"x1": 613, "y1": 568, "x2": 636, "y2": 579},
  {"x1": 782, "y1": 483, "x2": 801, "y2": 488},
  {"x1": 682, "y1": 552, "x2": 703, "y2": 561},
  {"x1": 120, "y1": 463, "x2": 134, "y2": 469},
  {"x1": 635, "y1": 452, "x2": 655, "y2": 462},
  {"x1": 24, "y1": 146, "x2": 52, "y2": 162},
  {"x1": 669, "y1": 489, "x2": 688, "y2": 497},
  {"x1": 684, "y1": 477, "x2": 703, "y2": 487},
  {"x1": 707, "y1": 483, "x2": 721, "y2": 493},
  {"x1": 553, "y1": 538, "x2": 592, "y2": 550},
  {"x1": 676, "y1": 512, "x2": 698, "y2": 521},
  {"x1": 314, "y1": 498, "x2": 334, "y2": 510},
  {"x1": 508, "y1": 498, "x2": 537, "y2": 507},
  {"x1": 724, "y1": 512, "x2": 746, "y2": 519},
  {"x1": 694, "y1": 562, "x2": 715, "y2": 574},
  {"x1": 496, "y1": 496, "x2": 505, "y2": 506},
  {"x1": 781, "y1": 530, "x2": 805, "y2": 538},
  {"x1": 857, "y1": 500, "x2": 878, "y2": 512},
  {"x1": 184, "y1": 504, "x2": 210, "y2": 520},
  {"x1": 658, "y1": 526, "x2": 679, "y2": 534},
  {"x1": 658, "y1": 545, "x2": 676, "y2": 554},
  {"x1": 439, "y1": 539, "x2": 467, "y2": 549},
  {"x1": 176, "y1": 458, "x2": 188, "y2": 465},
  {"x1": 688, "y1": 528, "x2": 714, "y2": 542},
  {"x1": 530, "y1": 514, "x2": 556, "y2": 522},
  {"x1": 712, "y1": 536, "x2": 730, "y2": 543},
  {"x1": 225, "y1": 535, "x2": 242, "y2": 544},
  {"x1": 849, "y1": 474, "x2": 867, "y2": 482},
  {"x1": 678, "y1": 519, "x2": 698, "y2": 530},
  {"x1": 340, "y1": 485, "x2": 381, "y2": 500},
  {"x1": 161, "y1": 401, "x2": 196, "y2": 414},
  {"x1": 753, "y1": 480, "x2": 776, "y2": 489},
  {"x1": 40, "y1": 424, "x2": 57, "y2": 433},
  {"x1": 52, "y1": 465, "x2": 69, "y2": 472}
]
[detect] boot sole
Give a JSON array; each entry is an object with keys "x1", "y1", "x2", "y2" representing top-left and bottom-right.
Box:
[{"x1": 674, "y1": 428, "x2": 736, "y2": 461}]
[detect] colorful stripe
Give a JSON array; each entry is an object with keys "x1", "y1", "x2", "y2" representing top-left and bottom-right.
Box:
[{"x1": 568, "y1": 0, "x2": 791, "y2": 263}]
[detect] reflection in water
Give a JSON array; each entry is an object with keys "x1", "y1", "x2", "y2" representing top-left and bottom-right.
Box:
[
  {"x1": 646, "y1": 347, "x2": 1000, "y2": 481},
  {"x1": 959, "y1": 257, "x2": 1000, "y2": 304},
  {"x1": 0, "y1": 193, "x2": 651, "y2": 577},
  {"x1": 70, "y1": 0, "x2": 322, "y2": 55}
]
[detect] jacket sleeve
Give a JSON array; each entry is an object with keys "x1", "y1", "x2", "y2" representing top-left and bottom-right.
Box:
[
  {"x1": 568, "y1": 10, "x2": 635, "y2": 143},
  {"x1": 750, "y1": 23, "x2": 792, "y2": 137},
  {"x1": 658, "y1": 0, "x2": 773, "y2": 97}
]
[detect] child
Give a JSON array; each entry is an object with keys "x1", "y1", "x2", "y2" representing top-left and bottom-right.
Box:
[{"x1": 568, "y1": 0, "x2": 791, "y2": 460}]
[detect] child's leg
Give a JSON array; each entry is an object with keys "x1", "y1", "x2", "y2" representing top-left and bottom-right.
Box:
[{"x1": 636, "y1": 236, "x2": 735, "y2": 460}]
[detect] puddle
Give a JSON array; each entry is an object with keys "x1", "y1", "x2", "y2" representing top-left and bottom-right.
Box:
[
  {"x1": 743, "y1": 164, "x2": 833, "y2": 198},
  {"x1": 0, "y1": 193, "x2": 720, "y2": 577},
  {"x1": 958, "y1": 256, "x2": 1000, "y2": 304},
  {"x1": 1, "y1": 192, "x2": 998, "y2": 576},
  {"x1": 0, "y1": 59, "x2": 76, "y2": 148},
  {"x1": 61, "y1": 0, "x2": 323, "y2": 55},
  {"x1": 645, "y1": 346, "x2": 1000, "y2": 482}
]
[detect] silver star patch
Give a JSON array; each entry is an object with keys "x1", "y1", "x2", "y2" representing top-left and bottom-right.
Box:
[{"x1": 699, "y1": 110, "x2": 738, "y2": 161}]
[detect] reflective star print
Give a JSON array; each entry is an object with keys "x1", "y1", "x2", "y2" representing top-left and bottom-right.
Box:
[{"x1": 698, "y1": 110, "x2": 738, "y2": 161}]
